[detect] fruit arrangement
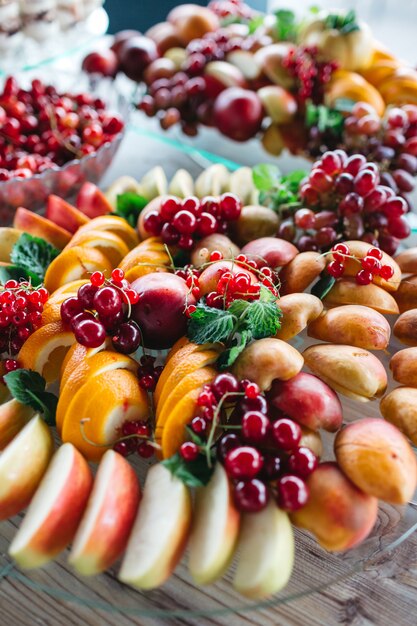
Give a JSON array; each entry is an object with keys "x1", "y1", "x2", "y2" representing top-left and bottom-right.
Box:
[{"x1": 0, "y1": 161, "x2": 415, "y2": 603}]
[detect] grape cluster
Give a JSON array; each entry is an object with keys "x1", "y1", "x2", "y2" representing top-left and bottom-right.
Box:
[
  {"x1": 60, "y1": 269, "x2": 141, "y2": 353},
  {"x1": 143, "y1": 193, "x2": 242, "y2": 250},
  {"x1": 0, "y1": 281, "x2": 48, "y2": 356},
  {"x1": 296, "y1": 149, "x2": 411, "y2": 254},
  {"x1": 327, "y1": 242, "x2": 394, "y2": 285},
  {"x1": 0, "y1": 76, "x2": 124, "y2": 180},
  {"x1": 114, "y1": 419, "x2": 155, "y2": 459},
  {"x1": 179, "y1": 372, "x2": 317, "y2": 513},
  {"x1": 282, "y1": 45, "x2": 338, "y2": 104}
]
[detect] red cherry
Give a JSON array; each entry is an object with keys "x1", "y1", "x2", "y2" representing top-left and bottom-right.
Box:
[
  {"x1": 287, "y1": 447, "x2": 318, "y2": 478},
  {"x1": 276, "y1": 475, "x2": 309, "y2": 511},
  {"x1": 191, "y1": 416, "x2": 207, "y2": 434},
  {"x1": 113, "y1": 440, "x2": 132, "y2": 457},
  {"x1": 77, "y1": 283, "x2": 98, "y2": 309},
  {"x1": 180, "y1": 441, "x2": 200, "y2": 462},
  {"x1": 224, "y1": 446, "x2": 263, "y2": 479},
  {"x1": 137, "y1": 442, "x2": 155, "y2": 458},
  {"x1": 219, "y1": 192, "x2": 241, "y2": 220},
  {"x1": 212, "y1": 372, "x2": 239, "y2": 399},
  {"x1": 197, "y1": 212, "x2": 218, "y2": 236},
  {"x1": 244, "y1": 382, "x2": 260, "y2": 399},
  {"x1": 60, "y1": 297, "x2": 83, "y2": 324},
  {"x1": 242, "y1": 411, "x2": 270, "y2": 444},
  {"x1": 233, "y1": 479, "x2": 269, "y2": 512},
  {"x1": 74, "y1": 318, "x2": 106, "y2": 348},
  {"x1": 272, "y1": 418, "x2": 301, "y2": 451},
  {"x1": 172, "y1": 210, "x2": 197, "y2": 234},
  {"x1": 217, "y1": 433, "x2": 241, "y2": 461}
]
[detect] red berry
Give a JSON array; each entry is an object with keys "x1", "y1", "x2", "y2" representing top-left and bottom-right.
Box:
[
  {"x1": 245, "y1": 382, "x2": 260, "y2": 399},
  {"x1": 276, "y1": 475, "x2": 309, "y2": 511},
  {"x1": 74, "y1": 318, "x2": 106, "y2": 348},
  {"x1": 219, "y1": 192, "x2": 241, "y2": 220},
  {"x1": 172, "y1": 210, "x2": 197, "y2": 234},
  {"x1": 367, "y1": 247, "x2": 383, "y2": 260},
  {"x1": 160, "y1": 196, "x2": 181, "y2": 220},
  {"x1": 361, "y1": 255, "x2": 381, "y2": 274},
  {"x1": 77, "y1": 283, "x2": 98, "y2": 309},
  {"x1": 182, "y1": 196, "x2": 200, "y2": 215},
  {"x1": 287, "y1": 447, "x2": 318, "y2": 478},
  {"x1": 113, "y1": 440, "x2": 131, "y2": 457},
  {"x1": 379, "y1": 264, "x2": 394, "y2": 280},
  {"x1": 144, "y1": 211, "x2": 162, "y2": 235},
  {"x1": 125, "y1": 288, "x2": 140, "y2": 304},
  {"x1": 242, "y1": 410, "x2": 270, "y2": 444},
  {"x1": 332, "y1": 242, "x2": 350, "y2": 255},
  {"x1": 210, "y1": 250, "x2": 223, "y2": 262},
  {"x1": 191, "y1": 416, "x2": 207, "y2": 434},
  {"x1": 233, "y1": 479, "x2": 269, "y2": 513},
  {"x1": 94, "y1": 286, "x2": 123, "y2": 318},
  {"x1": 217, "y1": 433, "x2": 241, "y2": 461},
  {"x1": 197, "y1": 387, "x2": 216, "y2": 407},
  {"x1": 60, "y1": 297, "x2": 83, "y2": 324},
  {"x1": 180, "y1": 441, "x2": 200, "y2": 462},
  {"x1": 224, "y1": 446, "x2": 263, "y2": 479},
  {"x1": 185, "y1": 304, "x2": 197, "y2": 317},
  {"x1": 137, "y1": 442, "x2": 154, "y2": 458},
  {"x1": 212, "y1": 372, "x2": 239, "y2": 399},
  {"x1": 4, "y1": 359, "x2": 19, "y2": 372},
  {"x1": 327, "y1": 261, "x2": 344, "y2": 278},
  {"x1": 356, "y1": 269, "x2": 373, "y2": 285},
  {"x1": 272, "y1": 418, "x2": 301, "y2": 451},
  {"x1": 197, "y1": 212, "x2": 217, "y2": 236},
  {"x1": 139, "y1": 374, "x2": 157, "y2": 391},
  {"x1": 90, "y1": 271, "x2": 105, "y2": 287},
  {"x1": 111, "y1": 268, "x2": 125, "y2": 283}
]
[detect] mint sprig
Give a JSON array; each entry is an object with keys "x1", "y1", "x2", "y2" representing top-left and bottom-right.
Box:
[
  {"x1": 113, "y1": 192, "x2": 148, "y2": 228},
  {"x1": 253, "y1": 164, "x2": 307, "y2": 214},
  {"x1": 10, "y1": 233, "x2": 59, "y2": 284},
  {"x1": 4, "y1": 369, "x2": 57, "y2": 426},
  {"x1": 162, "y1": 452, "x2": 214, "y2": 487}
]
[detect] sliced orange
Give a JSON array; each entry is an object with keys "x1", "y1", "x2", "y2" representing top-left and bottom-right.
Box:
[
  {"x1": 118, "y1": 240, "x2": 170, "y2": 274},
  {"x1": 66, "y1": 229, "x2": 130, "y2": 266},
  {"x1": 44, "y1": 246, "x2": 112, "y2": 293},
  {"x1": 61, "y1": 369, "x2": 148, "y2": 462},
  {"x1": 160, "y1": 387, "x2": 202, "y2": 459},
  {"x1": 60, "y1": 338, "x2": 112, "y2": 387},
  {"x1": 156, "y1": 351, "x2": 220, "y2": 419},
  {"x1": 124, "y1": 263, "x2": 169, "y2": 283},
  {"x1": 45, "y1": 280, "x2": 88, "y2": 303},
  {"x1": 76, "y1": 216, "x2": 138, "y2": 249},
  {"x1": 156, "y1": 366, "x2": 216, "y2": 430},
  {"x1": 56, "y1": 351, "x2": 138, "y2": 434},
  {"x1": 166, "y1": 336, "x2": 191, "y2": 361},
  {"x1": 18, "y1": 321, "x2": 75, "y2": 383}
]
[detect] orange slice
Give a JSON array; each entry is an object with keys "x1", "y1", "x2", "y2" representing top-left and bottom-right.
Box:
[
  {"x1": 61, "y1": 369, "x2": 148, "y2": 462},
  {"x1": 56, "y1": 351, "x2": 137, "y2": 434},
  {"x1": 18, "y1": 321, "x2": 75, "y2": 383},
  {"x1": 46, "y1": 280, "x2": 88, "y2": 303},
  {"x1": 44, "y1": 247, "x2": 112, "y2": 293},
  {"x1": 118, "y1": 241, "x2": 170, "y2": 274},
  {"x1": 166, "y1": 336, "x2": 191, "y2": 361},
  {"x1": 160, "y1": 387, "x2": 202, "y2": 459},
  {"x1": 76, "y1": 216, "x2": 138, "y2": 249},
  {"x1": 60, "y1": 339, "x2": 112, "y2": 387},
  {"x1": 66, "y1": 229, "x2": 130, "y2": 266},
  {"x1": 156, "y1": 366, "x2": 216, "y2": 430}
]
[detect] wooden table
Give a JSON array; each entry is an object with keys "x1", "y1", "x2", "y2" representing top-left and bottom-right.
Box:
[{"x1": 1, "y1": 127, "x2": 416, "y2": 626}]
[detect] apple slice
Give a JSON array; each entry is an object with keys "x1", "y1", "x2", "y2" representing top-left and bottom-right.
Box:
[
  {"x1": 119, "y1": 464, "x2": 191, "y2": 589},
  {"x1": 46, "y1": 195, "x2": 90, "y2": 234},
  {"x1": 9, "y1": 443, "x2": 93, "y2": 569},
  {"x1": 0, "y1": 415, "x2": 54, "y2": 521},
  {"x1": 76, "y1": 182, "x2": 113, "y2": 218},
  {"x1": 13, "y1": 207, "x2": 72, "y2": 250},
  {"x1": 0, "y1": 227, "x2": 23, "y2": 263},
  {"x1": 69, "y1": 450, "x2": 141, "y2": 576},
  {"x1": 0, "y1": 399, "x2": 34, "y2": 450},
  {"x1": 233, "y1": 501, "x2": 294, "y2": 599},
  {"x1": 189, "y1": 463, "x2": 240, "y2": 585}
]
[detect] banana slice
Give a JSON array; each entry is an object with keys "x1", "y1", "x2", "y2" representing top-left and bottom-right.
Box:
[
  {"x1": 0, "y1": 227, "x2": 23, "y2": 263},
  {"x1": 140, "y1": 167, "x2": 168, "y2": 200},
  {"x1": 195, "y1": 164, "x2": 230, "y2": 198},
  {"x1": 228, "y1": 167, "x2": 256, "y2": 205},
  {"x1": 105, "y1": 176, "x2": 145, "y2": 209},
  {"x1": 168, "y1": 169, "x2": 194, "y2": 198}
]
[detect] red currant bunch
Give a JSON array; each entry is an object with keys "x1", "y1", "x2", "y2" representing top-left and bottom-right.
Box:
[
  {"x1": 137, "y1": 354, "x2": 163, "y2": 392},
  {"x1": 0, "y1": 280, "x2": 48, "y2": 356},
  {"x1": 282, "y1": 45, "x2": 338, "y2": 104},
  {"x1": 327, "y1": 242, "x2": 395, "y2": 285},
  {"x1": 60, "y1": 269, "x2": 141, "y2": 352},
  {"x1": 114, "y1": 419, "x2": 154, "y2": 459},
  {"x1": 143, "y1": 194, "x2": 242, "y2": 251}
]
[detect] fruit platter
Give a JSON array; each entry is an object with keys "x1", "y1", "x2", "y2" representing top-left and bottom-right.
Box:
[{"x1": 1, "y1": 1, "x2": 417, "y2": 619}]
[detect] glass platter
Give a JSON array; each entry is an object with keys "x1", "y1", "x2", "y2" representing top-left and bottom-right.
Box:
[{"x1": 0, "y1": 126, "x2": 416, "y2": 618}]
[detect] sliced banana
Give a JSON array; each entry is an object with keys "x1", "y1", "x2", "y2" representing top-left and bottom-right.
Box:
[
  {"x1": 195, "y1": 164, "x2": 230, "y2": 198},
  {"x1": 0, "y1": 227, "x2": 23, "y2": 263},
  {"x1": 168, "y1": 169, "x2": 194, "y2": 198},
  {"x1": 105, "y1": 176, "x2": 144, "y2": 209},
  {"x1": 228, "y1": 167, "x2": 256, "y2": 205},
  {"x1": 140, "y1": 166, "x2": 168, "y2": 200}
]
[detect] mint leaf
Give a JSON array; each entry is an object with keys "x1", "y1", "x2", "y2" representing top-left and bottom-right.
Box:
[
  {"x1": 311, "y1": 273, "x2": 336, "y2": 300},
  {"x1": 4, "y1": 369, "x2": 57, "y2": 426},
  {"x1": 246, "y1": 293, "x2": 282, "y2": 339},
  {"x1": 11, "y1": 234, "x2": 59, "y2": 283},
  {"x1": 162, "y1": 453, "x2": 214, "y2": 487},
  {"x1": 228, "y1": 299, "x2": 250, "y2": 317},
  {"x1": 248, "y1": 15, "x2": 264, "y2": 34},
  {"x1": 282, "y1": 170, "x2": 308, "y2": 194},
  {"x1": 0, "y1": 265, "x2": 42, "y2": 287},
  {"x1": 217, "y1": 330, "x2": 251, "y2": 370},
  {"x1": 305, "y1": 103, "x2": 344, "y2": 137},
  {"x1": 113, "y1": 192, "x2": 148, "y2": 228},
  {"x1": 274, "y1": 9, "x2": 298, "y2": 41},
  {"x1": 187, "y1": 302, "x2": 235, "y2": 344},
  {"x1": 252, "y1": 164, "x2": 281, "y2": 191}
]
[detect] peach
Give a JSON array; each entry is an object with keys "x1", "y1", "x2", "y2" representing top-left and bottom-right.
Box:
[
  {"x1": 335, "y1": 419, "x2": 417, "y2": 504},
  {"x1": 395, "y1": 247, "x2": 417, "y2": 274},
  {"x1": 257, "y1": 85, "x2": 297, "y2": 124},
  {"x1": 300, "y1": 426, "x2": 323, "y2": 458},
  {"x1": 393, "y1": 309, "x2": 417, "y2": 345},
  {"x1": 13, "y1": 207, "x2": 71, "y2": 250},
  {"x1": 205, "y1": 61, "x2": 247, "y2": 89},
  {"x1": 231, "y1": 206, "x2": 279, "y2": 246},
  {"x1": 380, "y1": 387, "x2": 417, "y2": 445},
  {"x1": 328, "y1": 240, "x2": 401, "y2": 292},
  {"x1": 76, "y1": 182, "x2": 113, "y2": 218},
  {"x1": 254, "y1": 43, "x2": 295, "y2": 89},
  {"x1": 232, "y1": 338, "x2": 304, "y2": 391},
  {"x1": 241, "y1": 236, "x2": 298, "y2": 269},
  {"x1": 190, "y1": 234, "x2": 239, "y2": 267},
  {"x1": 290, "y1": 462, "x2": 378, "y2": 552},
  {"x1": 145, "y1": 21, "x2": 183, "y2": 55},
  {"x1": 267, "y1": 372, "x2": 343, "y2": 432},
  {"x1": 168, "y1": 4, "x2": 219, "y2": 45},
  {"x1": 275, "y1": 293, "x2": 323, "y2": 341},
  {"x1": 303, "y1": 344, "x2": 387, "y2": 402},
  {"x1": 323, "y1": 277, "x2": 399, "y2": 314},
  {"x1": 308, "y1": 305, "x2": 391, "y2": 350},
  {"x1": 390, "y1": 348, "x2": 417, "y2": 386},
  {"x1": 394, "y1": 276, "x2": 417, "y2": 312},
  {"x1": 279, "y1": 251, "x2": 326, "y2": 295},
  {"x1": 46, "y1": 195, "x2": 89, "y2": 234},
  {"x1": 198, "y1": 260, "x2": 257, "y2": 295}
]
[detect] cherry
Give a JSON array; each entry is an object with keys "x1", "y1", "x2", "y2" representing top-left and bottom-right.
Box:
[
  {"x1": 197, "y1": 212, "x2": 217, "y2": 236},
  {"x1": 180, "y1": 441, "x2": 200, "y2": 462},
  {"x1": 217, "y1": 433, "x2": 241, "y2": 461},
  {"x1": 144, "y1": 211, "x2": 162, "y2": 235},
  {"x1": 73, "y1": 318, "x2": 106, "y2": 348},
  {"x1": 138, "y1": 442, "x2": 154, "y2": 458},
  {"x1": 94, "y1": 286, "x2": 123, "y2": 318},
  {"x1": 276, "y1": 475, "x2": 309, "y2": 511},
  {"x1": 112, "y1": 321, "x2": 141, "y2": 354},
  {"x1": 211, "y1": 372, "x2": 239, "y2": 400},
  {"x1": 224, "y1": 446, "x2": 263, "y2": 479},
  {"x1": 233, "y1": 479, "x2": 269, "y2": 513},
  {"x1": 245, "y1": 382, "x2": 260, "y2": 399},
  {"x1": 172, "y1": 210, "x2": 197, "y2": 234},
  {"x1": 239, "y1": 394, "x2": 268, "y2": 415},
  {"x1": 242, "y1": 411, "x2": 270, "y2": 444},
  {"x1": 113, "y1": 440, "x2": 132, "y2": 457},
  {"x1": 219, "y1": 193, "x2": 241, "y2": 220},
  {"x1": 191, "y1": 416, "x2": 207, "y2": 434},
  {"x1": 197, "y1": 386, "x2": 216, "y2": 407},
  {"x1": 77, "y1": 283, "x2": 98, "y2": 309},
  {"x1": 61, "y1": 297, "x2": 83, "y2": 324},
  {"x1": 287, "y1": 447, "x2": 318, "y2": 478},
  {"x1": 261, "y1": 455, "x2": 283, "y2": 480},
  {"x1": 272, "y1": 418, "x2": 301, "y2": 451}
]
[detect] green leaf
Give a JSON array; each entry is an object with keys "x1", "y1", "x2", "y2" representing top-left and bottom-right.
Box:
[
  {"x1": 10, "y1": 234, "x2": 59, "y2": 283},
  {"x1": 282, "y1": 170, "x2": 308, "y2": 194},
  {"x1": 248, "y1": 15, "x2": 264, "y2": 34},
  {"x1": 252, "y1": 163, "x2": 281, "y2": 191},
  {"x1": 311, "y1": 273, "x2": 336, "y2": 300},
  {"x1": 227, "y1": 299, "x2": 250, "y2": 317},
  {"x1": 4, "y1": 369, "x2": 57, "y2": 426},
  {"x1": 113, "y1": 192, "x2": 148, "y2": 228},
  {"x1": 0, "y1": 265, "x2": 42, "y2": 287},
  {"x1": 187, "y1": 302, "x2": 235, "y2": 344},
  {"x1": 305, "y1": 103, "x2": 344, "y2": 137},
  {"x1": 162, "y1": 453, "x2": 214, "y2": 487},
  {"x1": 274, "y1": 9, "x2": 298, "y2": 41},
  {"x1": 217, "y1": 330, "x2": 251, "y2": 370},
  {"x1": 325, "y1": 10, "x2": 359, "y2": 34},
  {"x1": 246, "y1": 298, "x2": 282, "y2": 339},
  {"x1": 309, "y1": 5, "x2": 320, "y2": 14}
]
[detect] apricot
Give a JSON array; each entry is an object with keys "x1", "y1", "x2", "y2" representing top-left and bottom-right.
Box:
[
  {"x1": 328, "y1": 241, "x2": 401, "y2": 292},
  {"x1": 299, "y1": 426, "x2": 323, "y2": 459},
  {"x1": 303, "y1": 344, "x2": 387, "y2": 402},
  {"x1": 257, "y1": 85, "x2": 297, "y2": 124},
  {"x1": 278, "y1": 251, "x2": 326, "y2": 295},
  {"x1": 267, "y1": 372, "x2": 342, "y2": 432},
  {"x1": 241, "y1": 237, "x2": 298, "y2": 269},
  {"x1": 290, "y1": 462, "x2": 378, "y2": 552},
  {"x1": 231, "y1": 206, "x2": 279, "y2": 246},
  {"x1": 393, "y1": 309, "x2": 417, "y2": 345},
  {"x1": 381, "y1": 387, "x2": 417, "y2": 445},
  {"x1": 198, "y1": 260, "x2": 257, "y2": 295},
  {"x1": 323, "y1": 277, "x2": 399, "y2": 315},
  {"x1": 395, "y1": 247, "x2": 417, "y2": 274},
  {"x1": 232, "y1": 338, "x2": 303, "y2": 392},
  {"x1": 167, "y1": 4, "x2": 219, "y2": 45},
  {"x1": 335, "y1": 419, "x2": 417, "y2": 504},
  {"x1": 275, "y1": 294, "x2": 323, "y2": 341},
  {"x1": 394, "y1": 276, "x2": 417, "y2": 312},
  {"x1": 390, "y1": 348, "x2": 417, "y2": 386},
  {"x1": 254, "y1": 44, "x2": 295, "y2": 90},
  {"x1": 308, "y1": 305, "x2": 391, "y2": 350},
  {"x1": 191, "y1": 234, "x2": 239, "y2": 267},
  {"x1": 145, "y1": 21, "x2": 183, "y2": 55}
]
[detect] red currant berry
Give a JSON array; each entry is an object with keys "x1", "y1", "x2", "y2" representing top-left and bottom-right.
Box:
[
  {"x1": 287, "y1": 447, "x2": 318, "y2": 478},
  {"x1": 216, "y1": 433, "x2": 241, "y2": 461},
  {"x1": 4, "y1": 280, "x2": 18, "y2": 289},
  {"x1": 355, "y1": 269, "x2": 373, "y2": 285},
  {"x1": 191, "y1": 416, "x2": 207, "y2": 434},
  {"x1": 239, "y1": 394, "x2": 268, "y2": 415},
  {"x1": 180, "y1": 441, "x2": 200, "y2": 462},
  {"x1": 276, "y1": 474, "x2": 309, "y2": 511},
  {"x1": 224, "y1": 446, "x2": 263, "y2": 479},
  {"x1": 245, "y1": 382, "x2": 260, "y2": 399},
  {"x1": 197, "y1": 387, "x2": 216, "y2": 407},
  {"x1": 185, "y1": 304, "x2": 197, "y2": 317},
  {"x1": 137, "y1": 442, "x2": 155, "y2": 458},
  {"x1": 182, "y1": 196, "x2": 200, "y2": 215},
  {"x1": 160, "y1": 196, "x2": 181, "y2": 220},
  {"x1": 242, "y1": 410, "x2": 270, "y2": 444},
  {"x1": 90, "y1": 271, "x2": 105, "y2": 287},
  {"x1": 210, "y1": 250, "x2": 223, "y2": 262},
  {"x1": 379, "y1": 264, "x2": 394, "y2": 280},
  {"x1": 327, "y1": 261, "x2": 344, "y2": 278},
  {"x1": 125, "y1": 288, "x2": 140, "y2": 304},
  {"x1": 361, "y1": 256, "x2": 381, "y2": 274},
  {"x1": 272, "y1": 418, "x2": 301, "y2": 451},
  {"x1": 233, "y1": 479, "x2": 269, "y2": 513},
  {"x1": 196, "y1": 212, "x2": 217, "y2": 236},
  {"x1": 219, "y1": 192, "x2": 241, "y2": 220},
  {"x1": 367, "y1": 247, "x2": 383, "y2": 260},
  {"x1": 144, "y1": 211, "x2": 162, "y2": 236},
  {"x1": 139, "y1": 374, "x2": 157, "y2": 391},
  {"x1": 172, "y1": 210, "x2": 197, "y2": 234},
  {"x1": 111, "y1": 268, "x2": 125, "y2": 283},
  {"x1": 4, "y1": 359, "x2": 19, "y2": 372}
]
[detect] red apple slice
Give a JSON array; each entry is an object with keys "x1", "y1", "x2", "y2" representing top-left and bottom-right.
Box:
[
  {"x1": 0, "y1": 399, "x2": 34, "y2": 451},
  {"x1": 119, "y1": 464, "x2": 191, "y2": 589},
  {"x1": 69, "y1": 450, "x2": 141, "y2": 576},
  {"x1": 13, "y1": 207, "x2": 72, "y2": 250},
  {"x1": 9, "y1": 443, "x2": 92, "y2": 569},
  {"x1": 46, "y1": 195, "x2": 90, "y2": 234},
  {"x1": 76, "y1": 182, "x2": 113, "y2": 218},
  {"x1": 0, "y1": 415, "x2": 54, "y2": 521},
  {"x1": 189, "y1": 463, "x2": 240, "y2": 584}
]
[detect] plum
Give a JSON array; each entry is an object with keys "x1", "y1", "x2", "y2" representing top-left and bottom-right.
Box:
[
  {"x1": 213, "y1": 88, "x2": 264, "y2": 142},
  {"x1": 241, "y1": 237, "x2": 298, "y2": 269},
  {"x1": 119, "y1": 36, "x2": 158, "y2": 82}
]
